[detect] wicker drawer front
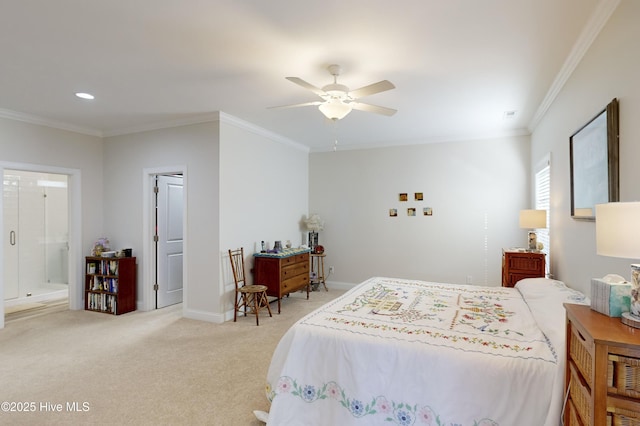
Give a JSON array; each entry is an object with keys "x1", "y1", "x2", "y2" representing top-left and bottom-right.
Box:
[
  {"x1": 570, "y1": 322, "x2": 594, "y2": 387},
  {"x1": 567, "y1": 399, "x2": 584, "y2": 426},
  {"x1": 570, "y1": 361, "x2": 592, "y2": 426},
  {"x1": 609, "y1": 354, "x2": 640, "y2": 399},
  {"x1": 607, "y1": 395, "x2": 640, "y2": 426}
]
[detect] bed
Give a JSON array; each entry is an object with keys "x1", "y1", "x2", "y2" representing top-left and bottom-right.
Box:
[{"x1": 264, "y1": 276, "x2": 589, "y2": 426}]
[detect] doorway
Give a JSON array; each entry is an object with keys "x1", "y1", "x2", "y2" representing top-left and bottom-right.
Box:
[
  {"x1": 153, "y1": 174, "x2": 184, "y2": 309},
  {"x1": 3, "y1": 170, "x2": 69, "y2": 308}
]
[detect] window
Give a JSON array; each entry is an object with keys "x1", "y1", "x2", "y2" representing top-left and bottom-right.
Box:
[{"x1": 534, "y1": 154, "x2": 550, "y2": 276}]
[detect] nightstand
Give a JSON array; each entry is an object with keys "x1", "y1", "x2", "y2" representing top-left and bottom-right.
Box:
[
  {"x1": 564, "y1": 303, "x2": 640, "y2": 425},
  {"x1": 501, "y1": 249, "x2": 545, "y2": 287}
]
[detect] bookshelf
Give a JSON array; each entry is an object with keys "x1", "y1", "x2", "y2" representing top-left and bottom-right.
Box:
[{"x1": 85, "y1": 256, "x2": 136, "y2": 315}]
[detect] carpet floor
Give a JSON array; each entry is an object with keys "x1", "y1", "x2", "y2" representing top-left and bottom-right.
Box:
[{"x1": 0, "y1": 288, "x2": 344, "y2": 425}]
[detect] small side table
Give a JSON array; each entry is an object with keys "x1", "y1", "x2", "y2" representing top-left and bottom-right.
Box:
[
  {"x1": 501, "y1": 249, "x2": 545, "y2": 287},
  {"x1": 310, "y1": 253, "x2": 328, "y2": 291}
]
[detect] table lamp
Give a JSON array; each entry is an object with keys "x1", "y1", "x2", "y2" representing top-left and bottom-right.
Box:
[
  {"x1": 596, "y1": 202, "x2": 640, "y2": 327},
  {"x1": 304, "y1": 214, "x2": 324, "y2": 251},
  {"x1": 519, "y1": 209, "x2": 547, "y2": 250}
]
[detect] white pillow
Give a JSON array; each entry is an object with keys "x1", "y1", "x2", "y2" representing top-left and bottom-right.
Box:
[
  {"x1": 516, "y1": 278, "x2": 589, "y2": 353},
  {"x1": 516, "y1": 278, "x2": 590, "y2": 305}
]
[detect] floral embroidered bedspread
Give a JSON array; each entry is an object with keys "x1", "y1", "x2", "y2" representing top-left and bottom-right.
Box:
[{"x1": 265, "y1": 277, "x2": 588, "y2": 426}]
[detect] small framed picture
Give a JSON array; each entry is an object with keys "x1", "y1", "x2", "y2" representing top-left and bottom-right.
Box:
[
  {"x1": 423, "y1": 207, "x2": 433, "y2": 216},
  {"x1": 408, "y1": 208, "x2": 416, "y2": 216},
  {"x1": 415, "y1": 192, "x2": 423, "y2": 201},
  {"x1": 389, "y1": 208, "x2": 398, "y2": 217},
  {"x1": 399, "y1": 193, "x2": 408, "y2": 202}
]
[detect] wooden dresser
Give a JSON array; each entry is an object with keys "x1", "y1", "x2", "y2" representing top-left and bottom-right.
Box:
[
  {"x1": 564, "y1": 303, "x2": 640, "y2": 425},
  {"x1": 253, "y1": 249, "x2": 310, "y2": 313},
  {"x1": 501, "y1": 249, "x2": 545, "y2": 287}
]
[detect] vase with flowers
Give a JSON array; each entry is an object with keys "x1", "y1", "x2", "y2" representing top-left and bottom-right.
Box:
[{"x1": 92, "y1": 237, "x2": 110, "y2": 256}]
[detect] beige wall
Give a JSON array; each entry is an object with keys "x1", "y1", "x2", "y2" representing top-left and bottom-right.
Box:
[
  {"x1": 531, "y1": 0, "x2": 640, "y2": 295},
  {"x1": 0, "y1": 118, "x2": 104, "y2": 328},
  {"x1": 103, "y1": 120, "x2": 221, "y2": 320},
  {"x1": 219, "y1": 118, "x2": 309, "y2": 319},
  {"x1": 103, "y1": 114, "x2": 309, "y2": 322},
  {"x1": 309, "y1": 135, "x2": 531, "y2": 287}
]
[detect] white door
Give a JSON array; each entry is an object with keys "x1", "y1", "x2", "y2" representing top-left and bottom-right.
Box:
[{"x1": 155, "y1": 175, "x2": 184, "y2": 308}]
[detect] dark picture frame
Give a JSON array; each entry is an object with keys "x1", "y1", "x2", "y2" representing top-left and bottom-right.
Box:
[{"x1": 570, "y1": 98, "x2": 619, "y2": 220}]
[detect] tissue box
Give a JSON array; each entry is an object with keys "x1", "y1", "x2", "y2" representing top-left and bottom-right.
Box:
[{"x1": 590, "y1": 278, "x2": 632, "y2": 317}]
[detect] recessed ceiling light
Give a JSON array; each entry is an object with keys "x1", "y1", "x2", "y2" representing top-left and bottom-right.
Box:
[{"x1": 75, "y1": 92, "x2": 95, "y2": 100}]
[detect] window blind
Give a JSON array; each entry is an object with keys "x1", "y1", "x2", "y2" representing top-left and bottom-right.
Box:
[{"x1": 535, "y1": 155, "x2": 550, "y2": 276}]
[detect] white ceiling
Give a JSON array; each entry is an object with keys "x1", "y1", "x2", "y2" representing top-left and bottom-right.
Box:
[{"x1": 0, "y1": 0, "x2": 617, "y2": 152}]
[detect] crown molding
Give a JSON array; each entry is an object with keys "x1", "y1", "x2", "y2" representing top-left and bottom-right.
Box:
[
  {"x1": 102, "y1": 113, "x2": 222, "y2": 137},
  {"x1": 218, "y1": 112, "x2": 310, "y2": 153},
  {"x1": 0, "y1": 108, "x2": 103, "y2": 137},
  {"x1": 311, "y1": 127, "x2": 531, "y2": 153},
  {"x1": 528, "y1": 0, "x2": 621, "y2": 132}
]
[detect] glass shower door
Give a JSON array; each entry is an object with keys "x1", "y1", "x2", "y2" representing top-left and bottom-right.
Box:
[{"x1": 3, "y1": 173, "x2": 19, "y2": 300}]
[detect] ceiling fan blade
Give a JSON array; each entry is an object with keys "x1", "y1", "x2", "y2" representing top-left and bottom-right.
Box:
[
  {"x1": 268, "y1": 101, "x2": 323, "y2": 110},
  {"x1": 350, "y1": 102, "x2": 397, "y2": 116},
  {"x1": 349, "y1": 80, "x2": 395, "y2": 99},
  {"x1": 285, "y1": 77, "x2": 326, "y2": 97}
]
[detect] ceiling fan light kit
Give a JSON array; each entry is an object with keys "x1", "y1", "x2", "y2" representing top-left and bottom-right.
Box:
[
  {"x1": 272, "y1": 64, "x2": 396, "y2": 121},
  {"x1": 319, "y1": 100, "x2": 352, "y2": 120}
]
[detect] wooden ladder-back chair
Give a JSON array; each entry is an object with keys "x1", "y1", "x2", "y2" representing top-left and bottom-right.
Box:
[{"x1": 228, "y1": 248, "x2": 272, "y2": 325}]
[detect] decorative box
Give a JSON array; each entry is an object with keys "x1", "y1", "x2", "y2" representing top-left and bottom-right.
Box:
[{"x1": 590, "y1": 278, "x2": 632, "y2": 317}]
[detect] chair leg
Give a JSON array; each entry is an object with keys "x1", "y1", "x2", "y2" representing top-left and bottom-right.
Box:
[
  {"x1": 264, "y1": 292, "x2": 273, "y2": 318},
  {"x1": 234, "y1": 291, "x2": 239, "y2": 322},
  {"x1": 254, "y1": 293, "x2": 260, "y2": 326}
]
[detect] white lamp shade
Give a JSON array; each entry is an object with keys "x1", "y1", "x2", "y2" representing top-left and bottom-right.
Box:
[
  {"x1": 519, "y1": 209, "x2": 547, "y2": 229},
  {"x1": 318, "y1": 100, "x2": 352, "y2": 120},
  {"x1": 305, "y1": 214, "x2": 324, "y2": 232},
  {"x1": 596, "y1": 202, "x2": 640, "y2": 259}
]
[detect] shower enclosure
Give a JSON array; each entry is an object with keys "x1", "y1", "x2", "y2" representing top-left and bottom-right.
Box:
[{"x1": 3, "y1": 170, "x2": 69, "y2": 307}]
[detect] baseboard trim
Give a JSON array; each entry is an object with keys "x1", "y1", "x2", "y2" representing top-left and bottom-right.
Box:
[{"x1": 183, "y1": 307, "x2": 225, "y2": 324}]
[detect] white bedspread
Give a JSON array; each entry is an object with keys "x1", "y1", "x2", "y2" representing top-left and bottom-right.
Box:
[{"x1": 265, "y1": 277, "x2": 588, "y2": 426}]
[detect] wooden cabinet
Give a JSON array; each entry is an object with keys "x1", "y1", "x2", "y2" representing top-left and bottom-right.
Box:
[
  {"x1": 564, "y1": 303, "x2": 640, "y2": 425},
  {"x1": 501, "y1": 249, "x2": 545, "y2": 287},
  {"x1": 253, "y1": 250, "x2": 310, "y2": 313},
  {"x1": 85, "y1": 256, "x2": 136, "y2": 315}
]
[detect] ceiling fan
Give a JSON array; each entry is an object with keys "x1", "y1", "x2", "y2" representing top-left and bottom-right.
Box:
[{"x1": 271, "y1": 64, "x2": 397, "y2": 120}]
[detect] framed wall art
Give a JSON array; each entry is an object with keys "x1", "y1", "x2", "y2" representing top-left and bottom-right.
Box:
[{"x1": 570, "y1": 98, "x2": 619, "y2": 220}]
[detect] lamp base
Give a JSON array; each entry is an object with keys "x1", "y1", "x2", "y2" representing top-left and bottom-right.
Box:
[
  {"x1": 621, "y1": 312, "x2": 640, "y2": 329},
  {"x1": 528, "y1": 231, "x2": 537, "y2": 250}
]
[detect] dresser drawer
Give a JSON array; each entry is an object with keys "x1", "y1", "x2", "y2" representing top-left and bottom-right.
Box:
[
  {"x1": 606, "y1": 394, "x2": 640, "y2": 425},
  {"x1": 281, "y1": 273, "x2": 308, "y2": 293},
  {"x1": 281, "y1": 261, "x2": 308, "y2": 280},
  {"x1": 569, "y1": 361, "x2": 591, "y2": 426},
  {"x1": 282, "y1": 253, "x2": 309, "y2": 266},
  {"x1": 609, "y1": 353, "x2": 640, "y2": 399},
  {"x1": 569, "y1": 320, "x2": 594, "y2": 387},
  {"x1": 566, "y1": 399, "x2": 584, "y2": 426},
  {"x1": 506, "y1": 254, "x2": 542, "y2": 271}
]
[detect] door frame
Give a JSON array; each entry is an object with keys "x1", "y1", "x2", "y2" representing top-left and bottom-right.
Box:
[
  {"x1": 0, "y1": 161, "x2": 81, "y2": 329},
  {"x1": 142, "y1": 165, "x2": 187, "y2": 312}
]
